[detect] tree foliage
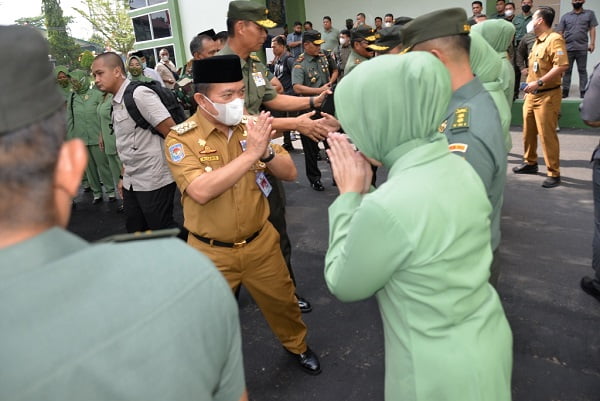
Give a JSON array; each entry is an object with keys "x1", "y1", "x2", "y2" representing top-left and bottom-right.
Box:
[
  {"x1": 73, "y1": 0, "x2": 135, "y2": 55},
  {"x1": 42, "y1": 0, "x2": 81, "y2": 68},
  {"x1": 79, "y1": 50, "x2": 95, "y2": 71}
]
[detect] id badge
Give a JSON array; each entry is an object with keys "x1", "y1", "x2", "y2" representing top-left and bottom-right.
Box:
[
  {"x1": 533, "y1": 61, "x2": 539, "y2": 73},
  {"x1": 252, "y1": 71, "x2": 266, "y2": 87},
  {"x1": 255, "y1": 171, "x2": 272, "y2": 197}
]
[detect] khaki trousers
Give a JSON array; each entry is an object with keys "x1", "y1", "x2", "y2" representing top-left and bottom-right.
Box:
[
  {"x1": 188, "y1": 222, "x2": 308, "y2": 354},
  {"x1": 522, "y1": 89, "x2": 562, "y2": 177}
]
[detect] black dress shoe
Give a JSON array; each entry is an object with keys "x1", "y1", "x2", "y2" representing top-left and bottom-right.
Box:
[
  {"x1": 512, "y1": 163, "x2": 539, "y2": 174},
  {"x1": 108, "y1": 195, "x2": 117, "y2": 202},
  {"x1": 311, "y1": 180, "x2": 324, "y2": 191},
  {"x1": 291, "y1": 347, "x2": 321, "y2": 375},
  {"x1": 296, "y1": 295, "x2": 312, "y2": 313},
  {"x1": 92, "y1": 197, "x2": 103, "y2": 205},
  {"x1": 542, "y1": 176, "x2": 560, "y2": 188},
  {"x1": 83, "y1": 186, "x2": 92, "y2": 193},
  {"x1": 581, "y1": 276, "x2": 600, "y2": 303}
]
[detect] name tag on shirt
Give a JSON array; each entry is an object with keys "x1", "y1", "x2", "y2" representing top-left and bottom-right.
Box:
[
  {"x1": 256, "y1": 171, "x2": 272, "y2": 197},
  {"x1": 252, "y1": 72, "x2": 266, "y2": 87}
]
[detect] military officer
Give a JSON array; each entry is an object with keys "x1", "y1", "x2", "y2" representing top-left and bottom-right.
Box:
[
  {"x1": 367, "y1": 25, "x2": 404, "y2": 55},
  {"x1": 164, "y1": 55, "x2": 321, "y2": 375},
  {"x1": 401, "y1": 8, "x2": 507, "y2": 287},
  {"x1": 292, "y1": 30, "x2": 338, "y2": 191},
  {"x1": 345, "y1": 25, "x2": 376, "y2": 75},
  {"x1": 219, "y1": 1, "x2": 341, "y2": 312}
]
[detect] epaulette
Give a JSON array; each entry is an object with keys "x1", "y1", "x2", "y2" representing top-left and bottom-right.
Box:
[
  {"x1": 296, "y1": 53, "x2": 305, "y2": 63},
  {"x1": 450, "y1": 107, "x2": 470, "y2": 130},
  {"x1": 171, "y1": 120, "x2": 197, "y2": 135},
  {"x1": 241, "y1": 115, "x2": 258, "y2": 124},
  {"x1": 96, "y1": 228, "x2": 181, "y2": 243},
  {"x1": 250, "y1": 54, "x2": 262, "y2": 62}
]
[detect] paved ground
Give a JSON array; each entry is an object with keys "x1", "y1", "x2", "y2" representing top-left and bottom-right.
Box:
[{"x1": 68, "y1": 128, "x2": 600, "y2": 401}]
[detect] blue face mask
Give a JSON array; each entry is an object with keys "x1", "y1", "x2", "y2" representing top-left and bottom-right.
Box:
[{"x1": 142, "y1": 62, "x2": 147, "y2": 69}]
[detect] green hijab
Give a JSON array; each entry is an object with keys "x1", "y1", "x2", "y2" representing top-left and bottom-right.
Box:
[
  {"x1": 127, "y1": 55, "x2": 153, "y2": 82},
  {"x1": 334, "y1": 52, "x2": 451, "y2": 168},
  {"x1": 69, "y1": 69, "x2": 90, "y2": 95},
  {"x1": 469, "y1": 31, "x2": 512, "y2": 152},
  {"x1": 471, "y1": 19, "x2": 515, "y2": 58}
]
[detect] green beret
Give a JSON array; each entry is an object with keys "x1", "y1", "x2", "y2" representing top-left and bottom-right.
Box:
[
  {"x1": 0, "y1": 25, "x2": 64, "y2": 134},
  {"x1": 351, "y1": 25, "x2": 377, "y2": 42},
  {"x1": 401, "y1": 8, "x2": 470, "y2": 52},
  {"x1": 227, "y1": 1, "x2": 276, "y2": 29},
  {"x1": 302, "y1": 30, "x2": 325, "y2": 45},
  {"x1": 368, "y1": 25, "x2": 403, "y2": 52}
]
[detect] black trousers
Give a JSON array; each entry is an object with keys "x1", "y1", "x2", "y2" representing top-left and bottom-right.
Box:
[
  {"x1": 266, "y1": 174, "x2": 297, "y2": 285},
  {"x1": 123, "y1": 181, "x2": 186, "y2": 240},
  {"x1": 300, "y1": 134, "x2": 321, "y2": 184}
]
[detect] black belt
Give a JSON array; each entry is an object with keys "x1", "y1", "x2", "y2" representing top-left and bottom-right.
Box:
[
  {"x1": 535, "y1": 85, "x2": 561, "y2": 94},
  {"x1": 191, "y1": 230, "x2": 260, "y2": 248}
]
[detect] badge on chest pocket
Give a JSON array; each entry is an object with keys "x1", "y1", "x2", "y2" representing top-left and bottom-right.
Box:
[
  {"x1": 533, "y1": 61, "x2": 539, "y2": 73},
  {"x1": 252, "y1": 72, "x2": 266, "y2": 87}
]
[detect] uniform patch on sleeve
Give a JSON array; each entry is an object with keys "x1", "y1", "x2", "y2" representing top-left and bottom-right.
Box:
[
  {"x1": 449, "y1": 143, "x2": 469, "y2": 153},
  {"x1": 557, "y1": 50, "x2": 565, "y2": 56},
  {"x1": 168, "y1": 143, "x2": 185, "y2": 162}
]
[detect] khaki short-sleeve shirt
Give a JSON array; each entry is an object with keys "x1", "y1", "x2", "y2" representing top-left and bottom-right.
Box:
[{"x1": 527, "y1": 31, "x2": 569, "y2": 88}]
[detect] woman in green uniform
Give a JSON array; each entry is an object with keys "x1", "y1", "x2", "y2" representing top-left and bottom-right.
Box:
[
  {"x1": 127, "y1": 55, "x2": 153, "y2": 83},
  {"x1": 67, "y1": 70, "x2": 115, "y2": 203},
  {"x1": 325, "y1": 52, "x2": 513, "y2": 401}
]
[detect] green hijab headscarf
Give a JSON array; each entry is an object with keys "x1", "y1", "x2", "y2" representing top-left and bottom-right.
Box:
[
  {"x1": 127, "y1": 55, "x2": 153, "y2": 82},
  {"x1": 471, "y1": 19, "x2": 516, "y2": 109},
  {"x1": 469, "y1": 31, "x2": 512, "y2": 152},
  {"x1": 334, "y1": 52, "x2": 451, "y2": 168},
  {"x1": 54, "y1": 65, "x2": 70, "y2": 87},
  {"x1": 69, "y1": 69, "x2": 90, "y2": 95}
]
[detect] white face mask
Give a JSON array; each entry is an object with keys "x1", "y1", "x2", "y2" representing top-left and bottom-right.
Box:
[
  {"x1": 384, "y1": 22, "x2": 393, "y2": 27},
  {"x1": 339, "y1": 37, "x2": 347, "y2": 45},
  {"x1": 161, "y1": 55, "x2": 169, "y2": 62},
  {"x1": 504, "y1": 9, "x2": 514, "y2": 17},
  {"x1": 526, "y1": 20, "x2": 534, "y2": 33},
  {"x1": 201, "y1": 96, "x2": 244, "y2": 126}
]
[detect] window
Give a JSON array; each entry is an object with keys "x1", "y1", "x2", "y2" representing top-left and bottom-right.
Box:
[
  {"x1": 132, "y1": 10, "x2": 172, "y2": 42},
  {"x1": 135, "y1": 45, "x2": 176, "y2": 69},
  {"x1": 129, "y1": 0, "x2": 166, "y2": 10}
]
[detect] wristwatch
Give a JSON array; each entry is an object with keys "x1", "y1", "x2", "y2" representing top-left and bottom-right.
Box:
[
  {"x1": 260, "y1": 145, "x2": 275, "y2": 163},
  {"x1": 537, "y1": 79, "x2": 544, "y2": 87}
]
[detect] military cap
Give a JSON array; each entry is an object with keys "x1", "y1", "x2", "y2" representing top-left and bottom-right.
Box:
[
  {"x1": 368, "y1": 25, "x2": 403, "y2": 52},
  {"x1": 0, "y1": 25, "x2": 63, "y2": 134},
  {"x1": 351, "y1": 25, "x2": 378, "y2": 42},
  {"x1": 302, "y1": 29, "x2": 325, "y2": 45},
  {"x1": 400, "y1": 8, "x2": 470, "y2": 52},
  {"x1": 394, "y1": 16, "x2": 413, "y2": 26},
  {"x1": 198, "y1": 29, "x2": 216, "y2": 39},
  {"x1": 227, "y1": 1, "x2": 276, "y2": 29},
  {"x1": 193, "y1": 55, "x2": 243, "y2": 84}
]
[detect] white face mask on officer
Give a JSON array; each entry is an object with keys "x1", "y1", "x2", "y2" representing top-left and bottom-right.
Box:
[
  {"x1": 504, "y1": 9, "x2": 514, "y2": 17},
  {"x1": 339, "y1": 37, "x2": 347, "y2": 45},
  {"x1": 201, "y1": 95, "x2": 244, "y2": 126}
]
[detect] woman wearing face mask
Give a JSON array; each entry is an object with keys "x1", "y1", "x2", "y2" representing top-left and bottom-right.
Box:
[
  {"x1": 54, "y1": 65, "x2": 71, "y2": 100},
  {"x1": 67, "y1": 70, "x2": 115, "y2": 204},
  {"x1": 127, "y1": 56, "x2": 153, "y2": 83}
]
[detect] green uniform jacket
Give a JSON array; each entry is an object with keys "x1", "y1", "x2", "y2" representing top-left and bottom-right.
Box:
[
  {"x1": 0, "y1": 228, "x2": 245, "y2": 401},
  {"x1": 325, "y1": 138, "x2": 513, "y2": 401},
  {"x1": 442, "y1": 78, "x2": 507, "y2": 251},
  {"x1": 513, "y1": 13, "x2": 533, "y2": 44},
  {"x1": 97, "y1": 93, "x2": 118, "y2": 155},
  {"x1": 291, "y1": 52, "x2": 333, "y2": 88},
  {"x1": 67, "y1": 87, "x2": 103, "y2": 144},
  {"x1": 344, "y1": 50, "x2": 369, "y2": 76},
  {"x1": 219, "y1": 44, "x2": 278, "y2": 115}
]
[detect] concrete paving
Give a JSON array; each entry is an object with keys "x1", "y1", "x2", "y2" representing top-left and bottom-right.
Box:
[{"x1": 68, "y1": 128, "x2": 600, "y2": 401}]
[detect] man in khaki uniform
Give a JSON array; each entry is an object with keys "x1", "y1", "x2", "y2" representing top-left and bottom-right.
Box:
[
  {"x1": 164, "y1": 55, "x2": 321, "y2": 375},
  {"x1": 513, "y1": 6, "x2": 569, "y2": 188}
]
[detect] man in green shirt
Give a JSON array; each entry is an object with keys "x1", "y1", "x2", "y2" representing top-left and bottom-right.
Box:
[
  {"x1": 345, "y1": 25, "x2": 376, "y2": 75},
  {"x1": 0, "y1": 25, "x2": 247, "y2": 401},
  {"x1": 321, "y1": 16, "x2": 340, "y2": 53}
]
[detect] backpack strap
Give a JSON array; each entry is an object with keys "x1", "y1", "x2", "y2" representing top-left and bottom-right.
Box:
[{"x1": 123, "y1": 81, "x2": 152, "y2": 131}]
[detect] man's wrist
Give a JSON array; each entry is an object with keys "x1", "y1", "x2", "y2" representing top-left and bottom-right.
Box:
[{"x1": 309, "y1": 96, "x2": 315, "y2": 109}]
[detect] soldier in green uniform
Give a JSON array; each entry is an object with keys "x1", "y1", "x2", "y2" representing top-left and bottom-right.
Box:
[
  {"x1": 0, "y1": 25, "x2": 247, "y2": 401},
  {"x1": 292, "y1": 30, "x2": 338, "y2": 191},
  {"x1": 54, "y1": 65, "x2": 71, "y2": 100},
  {"x1": 219, "y1": 1, "x2": 341, "y2": 312},
  {"x1": 67, "y1": 70, "x2": 115, "y2": 203},
  {"x1": 97, "y1": 91, "x2": 123, "y2": 210},
  {"x1": 345, "y1": 25, "x2": 376, "y2": 75},
  {"x1": 367, "y1": 25, "x2": 404, "y2": 55},
  {"x1": 401, "y1": 8, "x2": 507, "y2": 287}
]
